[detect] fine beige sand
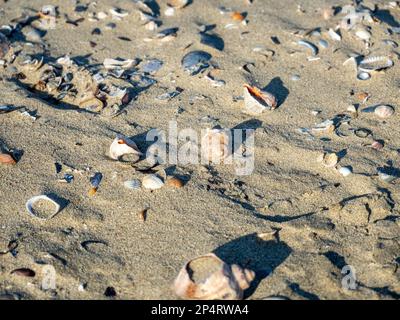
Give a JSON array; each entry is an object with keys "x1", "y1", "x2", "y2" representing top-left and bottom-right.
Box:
[{"x1": 0, "y1": 0, "x2": 399, "y2": 299}]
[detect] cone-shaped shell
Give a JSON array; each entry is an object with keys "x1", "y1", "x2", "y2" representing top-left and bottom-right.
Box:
[
  {"x1": 243, "y1": 84, "x2": 277, "y2": 115},
  {"x1": 173, "y1": 253, "x2": 255, "y2": 300},
  {"x1": 109, "y1": 135, "x2": 142, "y2": 160}
]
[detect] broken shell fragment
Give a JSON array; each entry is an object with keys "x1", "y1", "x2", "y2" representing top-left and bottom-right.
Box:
[
  {"x1": 0, "y1": 153, "x2": 16, "y2": 165},
  {"x1": 243, "y1": 84, "x2": 277, "y2": 115},
  {"x1": 25, "y1": 195, "x2": 61, "y2": 220},
  {"x1": 166, "y1": 177, "x2": 184, "y2": 188},
  {"x1": 374, "y1": 105, "x2": 395, "y2": 118},
  {"x1": 200, "y1": 33, "x2": 224, "y2": 51},
  {"x1": 319, "y1": 152, "x2": 338, "y2": 168},
  {"x1": 173, "y1": 253, "x2": 255, "y2": 300},
  {"x1": 109, "y1": 135, "x2": 142, "y2": 161},
  {"x1": 181, "y1": 51, "x2": 212, "y2": 75},
  {"x1": 297, "y1": 40, "x2": 318, "y2": 56},
  {"x1": 357, "y1": 71, "x2": 371, "y2": 81},
  {"x1": 142, "y1": 174, "x2": 164, "y2": 190}
]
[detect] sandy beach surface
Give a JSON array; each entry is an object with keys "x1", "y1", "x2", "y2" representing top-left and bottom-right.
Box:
[{"x1": 0, "y1": 0, "x2": 400, "y2": 300}]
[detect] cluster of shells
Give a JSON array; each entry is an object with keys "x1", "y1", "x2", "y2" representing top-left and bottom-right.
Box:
[{"x1": 13, "y1": 55, "x2": 128, "y2": 113}]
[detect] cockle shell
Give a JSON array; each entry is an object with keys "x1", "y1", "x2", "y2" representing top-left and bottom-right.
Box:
[
  {"x1": 109, "y1": 135, "x2": 142, "y2": 160},
  {"x1": 374, "y1": 105, "x2": 395, "y2": 118},
  {"x1": 142, "y1": 174, "x2": 164, "y2": 190},
  {"x1": 173, "y1": 253, "x2": 255, "y2": 300},
  {"x1": 243, "y1": 84, "x2": 277, "y2": 115},
  {"x1": 201, "y1": 128, "x2": 230, "y2": 164}
]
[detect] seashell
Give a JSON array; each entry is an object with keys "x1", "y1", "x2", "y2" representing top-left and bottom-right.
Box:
[
  {"x1": 173, "y1": 253, "x2": 255, "y2": 300},
  {"x1": 318, "y1": 39, "x2": 328, "y2": 49},
  {"x1": 0, "y1": 153, "x2": 16, "y2": 165},
  {"x1": 142, "y1": 174, "x2": 164, "y2": 190},
  {"x1": 79, "y1": 96, "x2": 103, "y2": 112},
  {"x1": 200, "y1": 33, "x2": 224, "y2": 51},
  {"x1": 166, "y1": 177, "x2": 184, "y2": 188},
  {"x1": 231, "y1": 12, "x2": 245, "y2": 22},
  {"x1": 141, "y1": 59, "x2": 163, "y2": 74},
  {"x1": 168, "y1": 0, "x2": 189, "y2": 9},
  {"x1": 328, "y1": 28, "x2": 341, "y2": 41},
  {"x1": 103, "y1": 58, "x2": 136, "y2": 70},
  {"x1": 359, "y1": 56, "x2": 393, "y2": 72},
  {"x1": 337, "y1": 166, "x2": 352, "y2": 177},
  {"x1": 181, "y1": 50, "x2": 212, "y2": 75},
  {"x1": 201, "y1": 128, "x2": 230, "y2": 163},
  {"x1": 123, "y1": 179, "x2": 141, "y2": 190},
  {"x1": 89, "y1": 172, "x2": 103, "y2": 196},
  {"x1": 145, "y1": 20, "x2": 159, "y2": 31},
  {"x1": 109, "y1": 8, "x2": 129, "y2": 18},
  {"x1": 11, "y1": 268, "x2": 36, "y2": 277},
  {"x1": 355, "y1": 29, "x2": 371, "y2": 41},
  {"x1": 56, "y1": 55, "x2": 73, "y2": 66},
  {"x1": 377, "y1": 167, "x2": 399, "y2": 183},
  {"x1": 109, "y1": 135, "x2": 142, "y2": 161},
  {"x1": 25, "y1": 195, "x2": 61, "y2": 220},
  {"x1": 297, "y1": 40, "x2": 318, "y2": 56},
  {"x1": 371, "y1": 140, "x2": 384, "y2": 150},
  {"x1": 97, "y1": 11, "x2": 108, "y2": 19},
  {"x1": 0, "y1": 105, "x2": 21, "y2": 114},
  {"x1": 243, "y1": 84, "x2": 277, "y2": 115},
  {"x1": 164, "y1": 7, "x2": 175, "y2": 16},
  {"x1": 137, "y1": 208, "x2": 148, "y2": 222},
  {"x1": 374, "y1": 105, "x2": 395, "y2": 118},
  {"x1": 357, "y1": 71, "x2": 370, "y2": 81},
  {"x1": 319, "y1": 152, "x2": 338, "y2": 168}
]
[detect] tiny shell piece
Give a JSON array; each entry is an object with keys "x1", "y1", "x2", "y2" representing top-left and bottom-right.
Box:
[
  {"x1": 25, "y1": 195, "x2": 61, "y2": 220},
  {"x1": 173, "y1": 253, "x2": 255, "y2": 300},
  {"x1": 168, "y1": 0, "x2": 189, "y2": 9},
  {"x1": 142, "y1": 174, "x2": 164, "y2": 190},
  {"x1": 0, "y1": 33, "x2": 10, "y2": 59},
  {"x1": 124, "y1": 179, "x2": 141, "y2": 190},
  {"x1": 109, "y1": 135, "x2": 142, "y2": 160}
]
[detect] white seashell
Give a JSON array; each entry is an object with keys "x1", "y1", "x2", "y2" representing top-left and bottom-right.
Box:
[
  {"x1": 123, "y1": 179, "x2": 141, "y2": 190},
  {"x1": 145, "y1": 20, "x2": 159, "y2": 31},
  {"x1": 359, "y1": 56, "x2": 393, "y2": 72},
  {"x1": 109, "y1": 135, "x2": 142, "y2": 160},
  {"x1": 243, "y1": 84, "x2": 277, "y2": 115},
  {"x1": 103, "y1": 58, "x2": 136, "y2": 70},
  {"x1": 201, "y1": 128, "x2": 230, "y2": 163},
  {"x1": 355, "y1": 29, "x2": 371, "y2": 41},
  {"x1": 142, "y1": 174, "x2": 164, "y2": 190},
  {"x1": 26, "y1": 195, "x2": 61, "y2": 220},
  {"x1": 337, "y1": 166, "x2": 352, "y2": 177},
  {"x1": 297, "y1": 40, "x2": 318, "y2": 56},
  {"x1": 357, "y1": 71, "x2": 371, "y2": 81},
  {"x1": 97, "y1": 11, "x2": 108, "y2": 19},
  {"x1": 374, "y1": 105, "x2": 395, "y2": 118},
  {"x1": 328, "y1": 28, "x2": 341, "y2": 41},
  {"x1": 164, "y1": 7, "x2": 175, "y2": 16},
  {"x1": 318, "y1": 152, "x2": 338, "y2": 168},
  {"x1": 56, "y1": 55, "x2": 73, "y2": 66},
  {"x1": 173, "y1": 253, "x2": 255, "y2": 300},
  {"x1": 168, "y1": 0, "x2": 189, "y2": 9},
  {"x1": 109, "y1": 8, "x2": 129, "y2": 18}
]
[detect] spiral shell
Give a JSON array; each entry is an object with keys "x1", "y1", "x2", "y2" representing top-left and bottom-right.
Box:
[
  {"x1": 243, "y1": 84, "x2": 277, "y2": 115},
  {"x1": 173, "y1": 253, "x2": 255, "y2": 300},
  {"x1": 109, "y1": 135, "x2": 142, "y2": 160}
]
